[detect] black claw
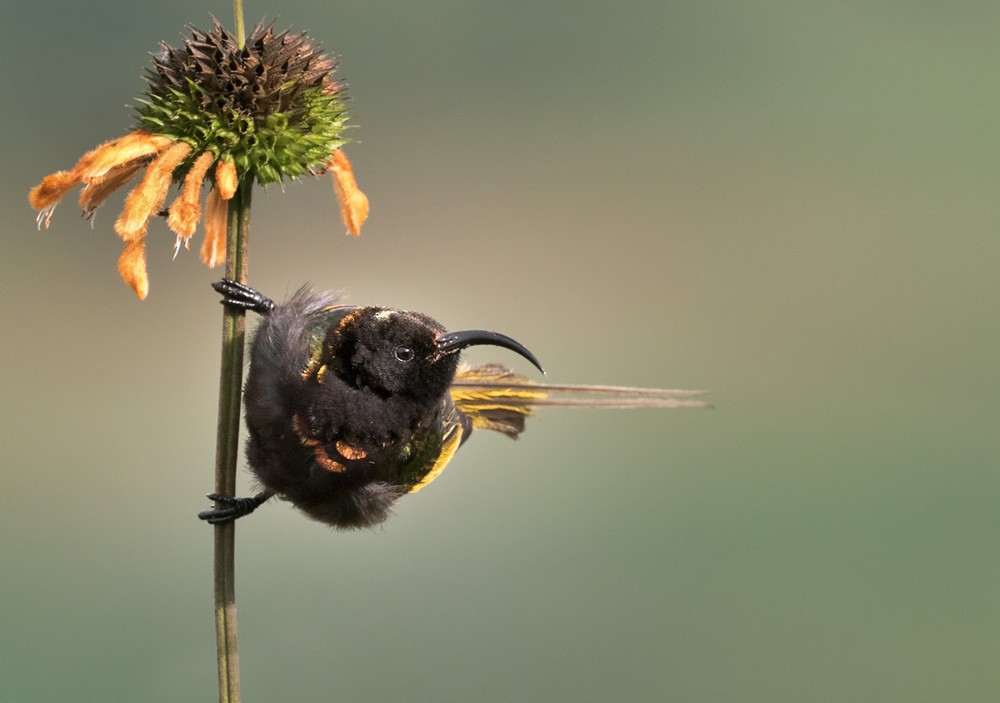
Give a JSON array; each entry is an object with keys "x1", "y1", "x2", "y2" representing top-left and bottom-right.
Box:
[
  {"x1": 212, "y1": 279, "x2": 276, "y2": 314},
  {"x1": 198, "y1": 491, "x2": 270, "y2": 524}
]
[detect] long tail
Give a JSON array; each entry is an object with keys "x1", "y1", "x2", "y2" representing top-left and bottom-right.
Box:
[{"x1": 450, "y1": 364, "x2": 708, "y2": 438}]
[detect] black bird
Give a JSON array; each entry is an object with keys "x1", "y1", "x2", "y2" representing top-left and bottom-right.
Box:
[{"x1": 199, "y1": 279, "x2": 706, "y2": 529}]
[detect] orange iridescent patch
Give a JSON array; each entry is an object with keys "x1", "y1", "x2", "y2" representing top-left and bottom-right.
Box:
[
  {"x1": 314, "y1": 446, "x2": 346, "y2": 473},
  {"x1": 335, "y1": 441, "x2": 367, "y2": 461},
  {"x1": 292, "y1": 414, "x2": 320, "y2": 447}
]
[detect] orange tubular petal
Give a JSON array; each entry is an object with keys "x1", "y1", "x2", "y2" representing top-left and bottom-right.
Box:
[
  {"x1": 215, "y1": 159, "x2": 238, "y2": 201},
  {"x1": 79, "y1": 161, "x2": 145, "y2": 219},
  {"x1": 167, "y1": 151, "x2": 215, "y2": 240},
  {"x1": 114, "y1": 141, "x2": 192, "y2": 241},
  {"x1": 29, "y1": 170, "x2": 80, "y2": 210},
  {"x1": 200, "y1": 188, "x2": 228, "y2": 268},
  {"x1": 117, "y1": 238, "x2": 149, "y2": 300},
  {"x1": 27, "y1": 131, "x2": 173, "y2": 228},
  {"x1": 329, "y1": 149, "x2": 369, "y2": 236},
  {"x1": 78, "y1": 130, "x2": 174, "y2": 181},
  {"x1": 28, "y1": 170, "x2": 81, "y2": 222}
]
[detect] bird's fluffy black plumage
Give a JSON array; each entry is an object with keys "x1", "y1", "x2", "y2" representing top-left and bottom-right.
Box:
[
  {"x1": 242, "y1": 286, "x2": 458, "y2": 527},
  {"x1": 200, "y1": 279, "x2": 703, "y2": 530}
]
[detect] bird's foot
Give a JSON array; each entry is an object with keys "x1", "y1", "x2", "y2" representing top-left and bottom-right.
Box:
[
  {"x1": 198, "y1": 492, "x2": 271, "y2": 524},
  {"x1": 212, "y1": 279, "x2": 276, "y2": 314}
]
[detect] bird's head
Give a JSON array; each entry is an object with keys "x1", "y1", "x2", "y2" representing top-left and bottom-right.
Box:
[{"x1": 325, "y1": 307, "x2": 543, "y2": 402}]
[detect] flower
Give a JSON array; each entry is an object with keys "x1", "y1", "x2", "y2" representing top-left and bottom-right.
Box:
[{"x1": 28, "y1": 20, "x2": 368, "y2": 299}]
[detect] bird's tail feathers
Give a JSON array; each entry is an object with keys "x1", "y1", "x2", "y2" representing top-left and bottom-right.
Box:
[{"x1": 450, "y1": 363, "x2": 708, "y2": 439}]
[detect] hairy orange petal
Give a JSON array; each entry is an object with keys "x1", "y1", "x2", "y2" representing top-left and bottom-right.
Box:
[
  {"x1": 329, "y1": 149, "x2": 369, "y2": 236},
  {"x1": 64, "y1": 133, "x2": 133, "y2": 180},
  {"x1": 28, "y1": 171, "x2": 81, "y2": 229},
  {"x1": 28, "y1": 170, "x2": 80, "y2": 210},
  {"x1": 117, "y1": 238, "x2": 149, "y2": 300},
  {"x1": 79, "y1": 161, "x2": 145, "y2": 219},
  {"x1": 215, "y1": 159, "x2": 238, "y2": 201},
  {"x1": 28, "y1": 131, "x2": 173, "y2": 228},
  {"x1": 114, "y1": 141, "x2": 192, "y2": 241},
  {"x1": 166, "y1": 151, "x2": 215, "y2": 240},
  {"x1": 200, "y1": 188, "x2": 228, "y2": 269},
  {"x1": 77, "y1": 130, "x2": 173, "y2": 181}
]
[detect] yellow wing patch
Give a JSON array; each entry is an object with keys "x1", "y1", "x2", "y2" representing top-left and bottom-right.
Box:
[
  {"x1": 450, "y1": 364, "x2": 546, "y2": 437},
  {"x1": 407, "y1": 423, "x2": 464, "y2": 494}
]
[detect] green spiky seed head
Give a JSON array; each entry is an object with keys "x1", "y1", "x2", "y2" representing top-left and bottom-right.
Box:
[{"x1": 136, "y1": 19, "x2": 349, "y2": 186}]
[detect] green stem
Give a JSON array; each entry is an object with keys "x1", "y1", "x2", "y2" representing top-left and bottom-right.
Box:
[
  {"x1": 234, "y1": 0, "x2": 246, "y2": 48},
  {"x1": 212, "y1": 180, "x2": 252, "y2": 703}
]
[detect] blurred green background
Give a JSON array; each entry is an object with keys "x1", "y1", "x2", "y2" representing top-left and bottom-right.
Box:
[{"x1": 2, "y1": 1, "x2": 997, "y2": 701}]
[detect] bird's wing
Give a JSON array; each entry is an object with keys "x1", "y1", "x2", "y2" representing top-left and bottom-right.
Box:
[{"x1": 450, "y1": 364, "x2": 708, "y2": 439}]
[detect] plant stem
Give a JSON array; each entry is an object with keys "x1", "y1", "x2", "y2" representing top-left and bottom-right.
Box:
[
  {"x1": 234, "y1": 0, "x2": 246, "y2": 47},
  {"x1": 212, "y1": 180, "x2": 252, "y2": 703}
]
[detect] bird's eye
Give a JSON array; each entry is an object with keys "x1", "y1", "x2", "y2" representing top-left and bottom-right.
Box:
[{"x1": 393, "y1": 345, "x2": 415, "y2": 363}]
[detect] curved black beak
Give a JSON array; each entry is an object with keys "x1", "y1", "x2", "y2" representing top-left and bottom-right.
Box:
[{"x1": 436, "y1": 329, "x2": 545, "y2": 374}]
